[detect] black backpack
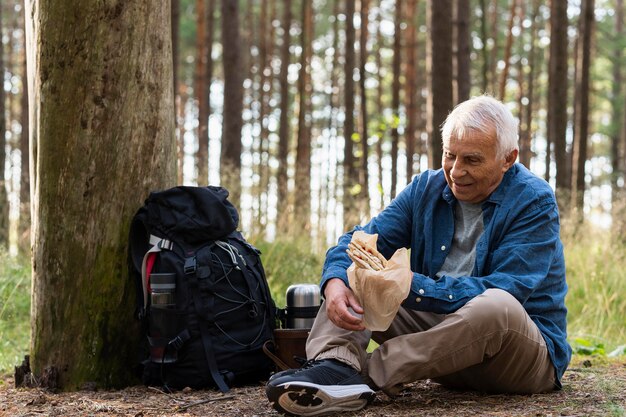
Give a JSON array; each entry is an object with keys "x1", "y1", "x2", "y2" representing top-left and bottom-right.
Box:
[{"x1": 128, "y1": 185, "x2": 276, "y2": 392}]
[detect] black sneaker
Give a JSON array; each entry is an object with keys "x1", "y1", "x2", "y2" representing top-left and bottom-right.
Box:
[{"x1": 266, "y1": 359, "x2": 375, "y2": 416}]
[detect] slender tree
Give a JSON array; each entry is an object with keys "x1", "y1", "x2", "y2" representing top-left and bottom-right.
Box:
[
  {"x1": 405, "y1": 0, "x2": 418, "y2": 183},
  {"x1": 257, "y1": 0, "x2": 276, "y2": 229},
  {"x1": 519, "y1": 0, "x2": 540, "y2": 168},
  {"x1": 479, "y1": 0, "x2": 489, "y2": 92},
  {"x1": 19, "y1": 19, "x2": 30, "y2": 255},
  {"x1": 390, "y1": 0, "x2": 402, "y2": 198},
  {"x1": 611, "y1": 0, "x2": 624, "y2": 233},
  {"x1": 294, "y1": 0, "x2": 313, "y2": 230},
  {"x1": 498, "y1": 0, "x2": 518, "y2": 100},
  {"x1": 221, "y1": 0, "x2": 244, "y2": 205},
  {"x1": 359, "y1": 0, "x2": 371, "y2": 215},
  {"x1": 456, "y1": 0, "x2": 471, "y2": 103},
  {"x1": 0, "y1": 1, "x2": 8, "y2": 248},
  {"x1": 571, "y1": 0, "x2": 595, "y2": 215},
  {"x1": 375, "y1": 6, "x2": 385, "y2": 209},
  {"x1": 547, "y1": 0, "x2": 570, "y2": 207},
  {"x1": 276, "y1": 0, "x2": 292, "y2": 228},
  {"x1": 343, "y1": 0, "x2": 358, "y2": 227},
  {"x1": 196, "y1": 0, "x2": 214, "y2": 185},
  {"x1": 428, "y1": 0, "x2": 453, "y2": 169},
  {"x1": 320, "y1": 0, "x2": 341, "y2": 239},
  {"x1": 25, "y1": 0, "x2": 176, "y2": 388},
  {"x1": 488, "y1": 0, "x2": 500, "y2": 93}
]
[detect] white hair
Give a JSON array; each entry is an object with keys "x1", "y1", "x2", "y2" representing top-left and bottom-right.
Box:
[{"x1": 441, "y1": 95, "x2": 519, "y2": 160}]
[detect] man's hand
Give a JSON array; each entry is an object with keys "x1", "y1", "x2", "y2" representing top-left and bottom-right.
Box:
[{"x1": 323, "y1": 278, "x2": 366, "y2": 331}]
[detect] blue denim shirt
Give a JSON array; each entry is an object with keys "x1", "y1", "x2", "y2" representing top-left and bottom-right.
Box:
[{"x1": 322, "y1": 163, "x2": 571, "y2": 385}]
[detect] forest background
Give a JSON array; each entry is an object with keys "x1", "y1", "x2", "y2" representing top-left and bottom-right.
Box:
[{"x1": 0, "y1": 0, "x2": 624, "y2": 393}]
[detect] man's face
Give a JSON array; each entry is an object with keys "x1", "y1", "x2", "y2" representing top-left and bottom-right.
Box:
[{"x1": 442, "y1": 128, "x2": 517, "y2": 204}]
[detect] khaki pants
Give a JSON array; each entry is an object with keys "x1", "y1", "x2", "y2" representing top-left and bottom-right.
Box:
[{"x1": 307, "y1": 288, "x2": 557, "y2": 395}]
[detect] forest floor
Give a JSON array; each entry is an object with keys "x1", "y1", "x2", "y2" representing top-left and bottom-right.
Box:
[{"x1": 0, "y1": 357, "x2": 624, "y2": 417}]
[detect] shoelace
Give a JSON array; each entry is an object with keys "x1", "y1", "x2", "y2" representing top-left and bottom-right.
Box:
[{"x1": 293, "y1": 359, "x2": 321, "y2": 374}]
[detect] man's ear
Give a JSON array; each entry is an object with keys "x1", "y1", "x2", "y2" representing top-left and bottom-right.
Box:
[{"x1": 503, "y1": 149, "x2": 518, "y2": 171}]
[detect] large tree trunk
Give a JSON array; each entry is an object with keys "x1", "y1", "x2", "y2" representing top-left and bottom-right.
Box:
[
  {"x1": 571, "y1": 0, "x2": 594, "y2": 216},
  {"x1": 25, "y1": 0, "x2": 176, "y2": 389},
  {"x1": 220, "y1": 0, "x2": 244, "y2": 205},
  {"x1": 428, "y1": 0, "x2": 453, "y2": 169},
  {"x1": 0, "y1": 2, "x2": 8, "y2": 248},
  {"x1": 276, "y1": 0, "x2": 292, "y2": 230},
  {"x1": 547, "y1": 0, "x2": 570, "y2": 208}
]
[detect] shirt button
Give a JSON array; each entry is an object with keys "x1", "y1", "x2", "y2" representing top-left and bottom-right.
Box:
[
  {"x1": 415, "y1": 297, "x2": 422, "y2": 303},
  {"x1": 441, "y1": 245, "x2": 446, "y2": 251},
  {"x1": 418, "y1": 289, "x2": 425, "y2": 295},
  {"x1": 448, "y1": 294, "x2": 453, "y2": 300}
]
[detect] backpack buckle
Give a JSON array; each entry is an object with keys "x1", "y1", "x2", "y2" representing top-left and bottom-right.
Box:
[{"x1": 184, "y1": 257, "x2": 197, "y2": 274}]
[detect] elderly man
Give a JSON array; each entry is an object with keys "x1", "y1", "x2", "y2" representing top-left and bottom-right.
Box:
[{"x1": 266, "y1": 95, "x2": 571, "y2": 416}]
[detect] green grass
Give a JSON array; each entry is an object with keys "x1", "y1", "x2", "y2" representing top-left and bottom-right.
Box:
[
  {"x1": 252, "y1": 236, "x2": 324, "y2": 308},
  {"x1": 562, "y1": 225, "x2": 626, "y2": 354},
  {"x1": 0, "y1": 248, "x2": 31, "y2": 374},
  {"x1": 0, "y1": 223, "x2": 624, "y2": 374}
]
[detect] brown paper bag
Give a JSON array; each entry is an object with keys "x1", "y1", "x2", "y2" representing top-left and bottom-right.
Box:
[{"x1": 347, "y1": 233, "x2": 412, "y2": 331}]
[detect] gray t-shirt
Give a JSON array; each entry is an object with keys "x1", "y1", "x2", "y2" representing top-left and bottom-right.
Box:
[{"x1": 436, "y1": 201, "x2": 484, "y2": 279}]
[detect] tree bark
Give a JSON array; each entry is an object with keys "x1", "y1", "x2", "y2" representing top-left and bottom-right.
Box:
[
  {"x1": 405, "y1": 0, "x2": 417, "y2": 183},
  {"x1": 359, "y1": 0, "x2": 370, "y2": 216},
  {"x1": 343, "y1": 0, "x2": 358, "y2": 227},
  {"x1": 488, "y1": 0, "x2": 499, "y2": 94},
  {"x1": 428, "y1": 0, "x2": 453, "y2": 169},
  {"x1": 19, "y1": 21, "x2": 31, "y2": 255},
  {"x1": 390, "y1": 0, "x2": 402, "y2": 198},
  {"x1": 612, "y1": 0, "x2": 625, "y2": 239},
  {"x1": 220, "y1": 0, "x2": 244, "y2": 205},
  {"x1": 375, "y1": 6, "x2": 385, "y2": 210},
  {"x1": 456, "y1": 0, "x2": 471, "y2": 103},
  {"x1": 256, "y1": 0, "x2": 275, "y2": 229},
  {"x1": 276, "y1": 0, "x2": 292, "y2": 229},
  {"x1": 0, "y1": 2, "x2": 8, "y2": 248},
  {"x1": 498, "y1": 0, "x2": 518, "y2": 100},
  {"x1": 519, "y1": 0, "x2": 540, "y2": 168},
  {"x1": 25, "y1": 0, "x2": 176, "y2": 389},
  {"x1": 571, "y1": 0, "x2": 594, "y2": 215},
  {"x1": 547, "y1": 0, "x2": 570, "y2": 208},
  {"x1": 196, "y1": 0, "x2": 214, "y2": 185},
  {"x1": 294, "y1": 0, "x2": 313, "y2": 230},
  {"x1": 479, "y1": 0, "x2": 489, "y2": 93}
]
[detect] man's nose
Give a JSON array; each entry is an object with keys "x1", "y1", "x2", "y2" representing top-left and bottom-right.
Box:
[{"x1": 450, "y1": 159, "x2": 466, "y2": 177}]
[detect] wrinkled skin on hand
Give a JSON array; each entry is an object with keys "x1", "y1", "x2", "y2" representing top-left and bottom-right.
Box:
[{"x1": 323, "y1": 278, "x2": 366, "y2": 331}]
